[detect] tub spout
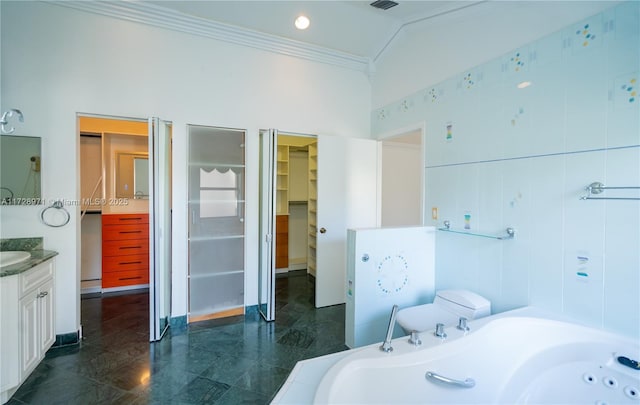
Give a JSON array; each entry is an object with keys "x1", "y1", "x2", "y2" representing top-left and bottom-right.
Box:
[{"x1": 380, "y1": 304, "x2": 399, "y2": 353}]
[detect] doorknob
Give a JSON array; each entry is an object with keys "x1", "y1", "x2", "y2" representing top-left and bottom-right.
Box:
[{"x1": 319, "y1": 227, "x2": 327, "y2": 234}]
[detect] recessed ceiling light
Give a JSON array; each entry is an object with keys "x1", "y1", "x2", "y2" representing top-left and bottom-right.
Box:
[
  {"x1": 517, "y1": 81, "x2": 532, "y2": 89},
  {"x1": 295, "y1": 15, "x2": 310, "y2": 30}
]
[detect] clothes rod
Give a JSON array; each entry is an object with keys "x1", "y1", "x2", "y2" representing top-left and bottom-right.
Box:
[{"x1": 580, "y1": 182, "x2": 640, "y2": 200}]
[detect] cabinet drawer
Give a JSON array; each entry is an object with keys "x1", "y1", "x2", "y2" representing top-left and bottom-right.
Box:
[
  {"x1": 103, "y1": 239, "x2": 149, "y2": 257},
  {"x1": 102, "y1": 224, "x2": 149, "y2": 241},
  {"x1": 102, "y1": 254, "x2": 148, "y2": 273},
  {"x1": 20, "y1": 260, "x2": 53, "y2": 298},
  {"x1": 102, "y1": 214, "x2": 149, "y2": 226},
  {"x1": 102, "y1": 269, "x2": 149, "y2": 288}
]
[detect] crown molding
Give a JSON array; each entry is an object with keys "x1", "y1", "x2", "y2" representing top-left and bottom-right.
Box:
[{"x1": 49, "y1": 1, "x2": 372, "y2": 74}]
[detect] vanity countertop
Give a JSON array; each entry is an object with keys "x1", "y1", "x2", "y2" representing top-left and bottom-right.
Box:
[{"x1": 0, "y1": 250, "x2": 58, "y2": 277}]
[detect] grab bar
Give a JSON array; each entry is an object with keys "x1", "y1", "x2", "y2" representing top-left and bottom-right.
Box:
[{"x1": 425, "y1": 371, "x2": 475, "y2": 388}]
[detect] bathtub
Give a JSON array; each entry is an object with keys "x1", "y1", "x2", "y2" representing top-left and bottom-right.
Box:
[{"x1": 313, "y1": 314, "x2": 640, "y2": 404}]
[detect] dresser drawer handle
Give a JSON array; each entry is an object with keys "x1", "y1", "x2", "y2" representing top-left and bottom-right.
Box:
[
  {"x1": 119, "y1": 261, "x2": 143, "y2": 265},
  {"x1": 119, "y1": 246, "x2": 142, "y2": 250},
  {"x1": 119, "y1": 230, "x2": 142, "y2": 234},
  {"x1": 119, "y1": 217, "x2": 143, "y2": 221},
  {"x1": 119, "y1": 276, "x2": 142, "y2": 281}
]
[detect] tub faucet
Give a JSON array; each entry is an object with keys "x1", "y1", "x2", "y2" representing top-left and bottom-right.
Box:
[
  {"x1": 434, "y1": 323, "x2": 447, "y2": 339},
  {"x1": 457, "y1": 317, "x2": 470, "y2": 332},
  {"x1": 409, "y1": 330, "x2": 422, "y2": 346},
  {"x1": 380, "y1": 304, "x2": 399, "y2": 353}
]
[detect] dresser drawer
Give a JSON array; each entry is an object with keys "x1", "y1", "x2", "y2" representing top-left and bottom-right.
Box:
[
  {"x1": 102, "y1": 254, "x2": 148, "y2": 273},
  {"x1": 102, "y1": 269, "x2": 149, "y2": 288},
  {"x1": 102, "y1": 214, "x2": 149, "y2": 226},
  {"x1": 102, "y1": 224, "x2": 149, "y2": 241},
  {"x1": 103, "y1": 239, "x2": 149, "y2": 257}
]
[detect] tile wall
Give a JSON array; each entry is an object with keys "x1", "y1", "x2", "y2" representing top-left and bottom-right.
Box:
[{"x1": 372, "y1": 2, "x2": 639, "y2": 339}]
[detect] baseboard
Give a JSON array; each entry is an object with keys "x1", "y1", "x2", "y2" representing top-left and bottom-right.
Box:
[
  {"x1": 102, "y1": 284, "x2": 149, "y2": 293},
  {"x1": 52, "y1": 330, "x2": 80, "y2": 347},
  {"x1": 244, "y1": 305, "x2": 259, "y2": 316},
  {"x1": 81, "y1": 286, "x2": 102, "y2": 295},
  {"x1": 170, "y1": 315, "x2": 187, "y2": 330},
  {"x1": 288, "y1": 262, "x2": 307, "y2": 271}
]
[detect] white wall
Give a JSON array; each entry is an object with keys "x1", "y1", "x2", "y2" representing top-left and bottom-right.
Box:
[
  {"x1": 0, "y1": 1, "x2": 371, "y2": 335},
  {"x1": 372, "y1": 1, "x2": 640, "y2": 340},
  {"x1": 372, "y1": 1, "x2": 619, "y2": 109},
  {"x1": 381, "y1": 141, "x2": 422, "y2": 227}
]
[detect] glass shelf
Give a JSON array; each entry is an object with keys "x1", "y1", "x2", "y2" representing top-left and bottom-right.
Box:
[{"x1": 437, "y1": 223, "x2": 515, "y2": 240}]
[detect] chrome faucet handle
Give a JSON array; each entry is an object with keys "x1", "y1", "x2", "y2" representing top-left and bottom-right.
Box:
[
  {"x1": 457, "y1": 317, "x2": 470, "y2": 332},
  {"x1": 408, "y1": 330, "x2": 422, "y2": 346},
  {"x1": 434, "y1": 323, "x2": 447, "y2": 338}
]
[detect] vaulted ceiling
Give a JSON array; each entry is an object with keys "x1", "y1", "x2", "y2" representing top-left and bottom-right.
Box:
[
  {"x1": 58, "y1": 1, "x2": 619, "y2": 74},
  {"x1": 149, "y1": 1, "x2": 482, "y2": 60}
]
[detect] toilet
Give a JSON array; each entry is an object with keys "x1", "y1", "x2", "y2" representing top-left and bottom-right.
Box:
[{"x1": 396, "y1": 289, "x2": 491, "y2": 334}]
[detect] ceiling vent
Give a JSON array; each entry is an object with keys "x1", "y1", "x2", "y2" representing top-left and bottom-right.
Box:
[{"x1": 370, "y1": 0, "x2": 399, "y2": 11}]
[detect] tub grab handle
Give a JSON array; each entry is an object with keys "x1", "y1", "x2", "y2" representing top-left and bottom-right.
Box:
[{"x1": 425, "y1": 371, "x2": 475, "y2": 388}]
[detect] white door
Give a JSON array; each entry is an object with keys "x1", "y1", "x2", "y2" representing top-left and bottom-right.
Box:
[
  {"x1": 148, "y1": 117, "x2": 172, "y2": 341},
  {"x1": 315, "y1": 135, "x2": 379, "y2": 308},
  {"x1": 258, "y1": 129, "x2": 277, "y2": 321}
]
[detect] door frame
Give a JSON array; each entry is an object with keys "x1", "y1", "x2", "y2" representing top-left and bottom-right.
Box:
[
  {"x1": 76, "y1": 112, "x2": 172, "y2": 342},
  {"x1": 258, "y1": 129, "x2": 317, "y2": 321}
]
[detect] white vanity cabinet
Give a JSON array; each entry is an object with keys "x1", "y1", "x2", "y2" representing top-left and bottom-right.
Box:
[{"x1": 1, "y1": 258, "x2": 55, "y2": 404}]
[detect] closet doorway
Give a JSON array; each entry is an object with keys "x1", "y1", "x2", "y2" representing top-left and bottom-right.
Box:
[
  {"x1": 78, "y1": 115, "x2": 172, "y2": 342},
  {"x1": 274, "y1": 134, "x2": 317, "y2": 275},
  {"x1": 259, "y1": 130, "x2": 378, "y2": 321}
]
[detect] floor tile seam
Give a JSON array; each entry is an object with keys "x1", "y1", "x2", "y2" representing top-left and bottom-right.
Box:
[
  {"x1": 214, "y1": 386, "x2": 269, "y2": 404},
  {"x1": 226, "y1": 363, "x2": 291, "y2": 391}
]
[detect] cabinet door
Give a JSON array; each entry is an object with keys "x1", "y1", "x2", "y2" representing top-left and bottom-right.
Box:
[
  {"x1": 188, "y1": 125, "x2": 246, "y2": 321},
  {"x1": 38, "y1": 280, "x2": 55, "y2": 353},
  {"x1": 19, "y1": 292, "x2": 39, "y2": 377}
]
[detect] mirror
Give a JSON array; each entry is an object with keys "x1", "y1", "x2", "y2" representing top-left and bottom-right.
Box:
[
  {"x1": 116, "y1": 152, "x2": 148, "y2": 199},
  {"x1": 0, "y1": 135, "x2": 42, "y2": 205}
]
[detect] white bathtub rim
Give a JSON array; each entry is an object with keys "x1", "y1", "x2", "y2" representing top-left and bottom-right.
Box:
[{"x1": 314, "y1": 307, "x2": 640, "y2": 404}]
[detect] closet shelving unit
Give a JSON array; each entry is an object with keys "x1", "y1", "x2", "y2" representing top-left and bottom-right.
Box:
[
  {"x1": 276, "y1": 145, "x2": 289, "y2": 215},
  {"x1": 307, "y1": 142, "x2": 318, "y2": 277},
  {"x1": 276, "y1": 144, "x2": 289, "y2": 269},
  {"x1": 187, "y1": 126, "x2": 246, "y2": 322}
]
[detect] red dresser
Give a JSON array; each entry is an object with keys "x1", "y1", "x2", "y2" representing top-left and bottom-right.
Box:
[{"x1": 102, "y1": 214, "x2": 149, "y2": 288}]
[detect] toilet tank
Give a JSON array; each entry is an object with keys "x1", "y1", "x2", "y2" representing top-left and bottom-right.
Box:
[{"x1": 434, "y1": 289, "x2": 491, "y2": 320}]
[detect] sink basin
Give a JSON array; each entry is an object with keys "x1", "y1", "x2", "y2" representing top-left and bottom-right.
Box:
[{"x1": 0, "y1": 251, "x2": 31, "y2": 268}]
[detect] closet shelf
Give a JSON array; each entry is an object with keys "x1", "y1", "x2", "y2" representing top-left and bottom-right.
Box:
[
  {"x1": 188, "y1": 162, "x2": 245, "y2": 169},
  {"x1": 437, "y1": 221, "x2": 515, "y2": 240},
  {"x1": 189, "y1": 270, "x2": 244, "y2": 279}
]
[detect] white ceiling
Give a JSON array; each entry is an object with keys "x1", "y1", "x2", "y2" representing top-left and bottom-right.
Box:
[
  {"x1": 149, "y1": 1, "x2": 482, "y2": 59},
  {"x1": 60, "y1": 0, "x2": 619, "y2": 75}
]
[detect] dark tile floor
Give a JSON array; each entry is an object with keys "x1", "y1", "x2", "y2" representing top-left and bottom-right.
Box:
[{"x1": 8, "y1": 271, "x2": 348, "y2": 404}]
